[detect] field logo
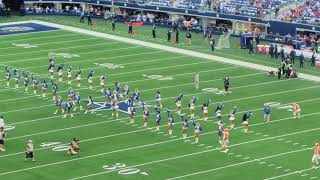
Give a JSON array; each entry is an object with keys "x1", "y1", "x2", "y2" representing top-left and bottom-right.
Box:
[
  {"x1": 102, "y1": 163, "x2": 149, "y2": 176},
  {"x1": 12, "y1": 43, "x2": 37, "y2": 49},
  {"x1": 264, "y1": 102, "x2": 292, "y2": 111},
  {"x1": 54, "y1": 53, "x2": 80, "y2": 59},
  {"x1": 142, "y1": 74, "x2": 173, "y2": 81},
  {"x1": 202, "y1": 88, "x2": 231, "y2": 95},
  {"x1": 39, "y1": 142, "x2": 69, "y2": 152},
  {"x1": 92, "y1": 100, "x2": 146, "y2": 114},
  {"x1": 0, "y1": 26, "x2": 34, "y2": 33},
  {"x1": 3, "y1": 125, "x2": 15, "y2": 131},
  {"x1": 94, "y1": 63, "x2": 124, "y2": 69}
]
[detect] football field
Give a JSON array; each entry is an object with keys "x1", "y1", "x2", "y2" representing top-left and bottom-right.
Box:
[{"x1": 0, "y1": 21, "x2": 319, "y2": 180}]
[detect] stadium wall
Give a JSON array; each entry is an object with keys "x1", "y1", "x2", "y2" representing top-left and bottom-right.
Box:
[{"x1": 23, "y1": 0, "x2": 320, "y2": 36}]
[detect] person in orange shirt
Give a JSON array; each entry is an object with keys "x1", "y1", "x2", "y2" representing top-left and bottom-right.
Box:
[
  {"x1": 312, "y1": 143, "x2": 319, "y2": 169},
  {"x1": 221, "y1": 128, "x2": 229, "y2": 153},
  {"x1": 292, "y1": 103, "x2": 301, "y2": 119}
]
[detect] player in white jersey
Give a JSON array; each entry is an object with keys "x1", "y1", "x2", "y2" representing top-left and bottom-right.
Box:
[
  {"x1": 194, "y1": 72, "x2": 199, "y2": 90},
  {"x1": 25, "y1": 140, "x2": 35, "y2": 161},
  {"x1": 67, "y1": 67, "x2": 72, "y2": 85}
]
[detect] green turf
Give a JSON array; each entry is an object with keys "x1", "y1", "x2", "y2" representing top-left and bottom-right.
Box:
[{"x1": 0, "y1": 17, "x2": 319, "y2": 180}]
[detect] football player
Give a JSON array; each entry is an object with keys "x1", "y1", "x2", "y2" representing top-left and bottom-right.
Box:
[
  {"x1": 202, "y1": 99, "x2": 211, "y2": 122},
  {"x1": 67, "y1": 67, "x2": 72, "y2": 85},
  {"x1": 181, "y1": 115, "x2": 189, "y2": 139},
  {"x1": 54, "y1": 96, "x2": 64, "y2": 114},
  {"x1": 312, "y1": 143, "x2": 319, "y2": 169},
  {"x1": 229, "y1": 106, "x2": 238, "y2": 129},
  {"x1": 223, "y1": 77, "x2": 230, "y2": 95},
  {"x1": 84, "y1": 96, "x2": 94, "y2": 114},
  {"x1": 41, "y1": 79, "x2": 48, "y2": 97},
  {"x1": 25, "y1": 140, "x2": 35, "y2": 161},
  {"x1": 292, "y1": 103, "x2": 301, "y2": 119},
  {"x1": 242, "y1": 111, "x2": 253, "y2": 133},
  {"x1": 0, "y1": 127, "x2": 5, "y2": 152},
  {"x1": 167, "y1": 111, "x2": 174, "y2": 135},
  {"x1": 192, "y1": 119, "x2": 202, "y2": 143},
  {"x1": 221, "y1": 128, "x2": 229, "y2": 153},
  {"x1": 155, "y1": 110, "x2": 161, "y2": 131},
  {"x1": 155, "y1": 91, "x2": 162, "y2": 109},
  {"x1": 175, "y1": 94, "x2": 183, "y2": 115},
  {"x1": 57, "y1": 64, "x2": 64, "y2": 82},
  {"x1": 188, "y1": 96, "x2": 198, "y2": 119},
  {"x1": 73, "y1": 92, "x2": 83, "y2": 111}
]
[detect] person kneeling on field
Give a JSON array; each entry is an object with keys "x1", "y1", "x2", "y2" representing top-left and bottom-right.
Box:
[{"x1": 68, "y1": 138, "x2": 80, "y2": 155}]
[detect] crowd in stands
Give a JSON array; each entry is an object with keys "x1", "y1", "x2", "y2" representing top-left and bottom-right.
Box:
[{"x1": 280, "y1": 0, "x2": 320, "y2": 25}]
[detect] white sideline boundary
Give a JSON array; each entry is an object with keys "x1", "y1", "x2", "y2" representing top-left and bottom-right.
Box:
[{"x1": 12, "y1": 20, "x2": 320, "y2": 83}]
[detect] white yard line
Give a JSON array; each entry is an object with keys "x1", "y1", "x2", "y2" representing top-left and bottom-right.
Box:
[
  {"x1": 30, "y1": 20, "x2": 320, "y2": 83},
  {"x1": 0, "y1": 125, "x2": 316, "y2": 177},
  {"x1": 0, "y1": 41, "x2": 120, "y2": 57},
  {"x1": 264, "y1": 168, "x2": 315, "y2": 180}
]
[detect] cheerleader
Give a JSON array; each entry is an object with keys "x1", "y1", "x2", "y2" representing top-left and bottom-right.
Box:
[
  {"x1": 33, "y1": 77, "x2": 38, "y2": 95},
  {"x1": 54, "y1": 96, "x2": 64, "y2": 114},
  {"x1": 111, "y1": 90, "x2": 119, "y2": 104},
  {"x1": 48, "y1": 65, "x2": 54, "y2": 80},
  {"x1": 111, "y1": 101, "x2": 119, "y2": 118},
  {"x1": 87, "y1": 69, "x2": 94, "y2": 90},
  {"x1": 57, "y1": 64, "x2": 64, "y2": 82},
  {"x1": 73, "y1": 92, "x2": 83, "y2": 111},
  {"x1": 229, "y1": 106, "x2": 238, "y2": 129},
  {"x1": 23, "y1": 73, "x2": 29, "y2": 92},
  {"x1": 123, "y1": 85, "x2": 129, "y2": 101},
  {"x1": 167, "y1": 111, "x2": 174, "y2": 135},
  {"x1": 41, "y1": 80, "x2": 48, "y2": 97},
  {"x1": 115, "y1": 81, "x2": 122, "y2": 98},
  {"x1": 217, "y1": 120, "x2": 224, "y2": 145},
  {"x1": 104, "y1": 88, "x2": 112, "y2": 105},
  {"x1": 84, "y1": 96, "x2": 94, "y2": 114},
  {"x1": 63, "y1": 101, "x2": 74, "y2": 118},
  {"x1": 128, "y1": 103, "x2": 135, "y2": 123},
  {"x1": 181, "y1": 115, "x2": 189, "y2": 139},
  {"x1": 67, "y1": 88, "x2": 75, "y2": 104},
  {"x1": 202, "y1": 99, "x2": 211, "y2": 122},
  {"x1": 52, "y1": 83, "x2": 58, "y2": 100},
  {"x1": 155, "y1": 91, "x2": 162, "y2": 109},
  {"x1": 143, "y1": 106, "x2": 150, "y2": 127},
  {"x1": 133, "y1": 89, "x2": 141, "y2": 105},
  {"x1": 242, "y1": 112, "x2": 253, "y2": 133},
  {"x1": 67, "y1": 67, "x2": 72, "y2": 85},
  {"x1": 222, "y1": 128, "x2": 229, "y2": 153},
  {"x1": 76, "y1": 71, "x2": 81, "y2": 88},
  {"x1": 188, "y1": 96, "x2": 198, "y2": 119},
  {"x1": 5, "y1": 68, "x2": 10, "y2": 87},
  {"x1": 155, "y1": 110, "x2": 161, "y2": 131},
  {"x1": 192, "y1": 119, "x2": 202, "y2": 143},
  {"x1": 175, "y1": 94, "x2": 183, "y2": 115},
  {"x1": 100, "y1": 75, "x2": 106, "y2": 93},
  {"x1": 14, "y1": 69, "x2": 19, "y2": 89},
  {"x1": 215, "y1": 103, "x2": 224, "y2": 121}
]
